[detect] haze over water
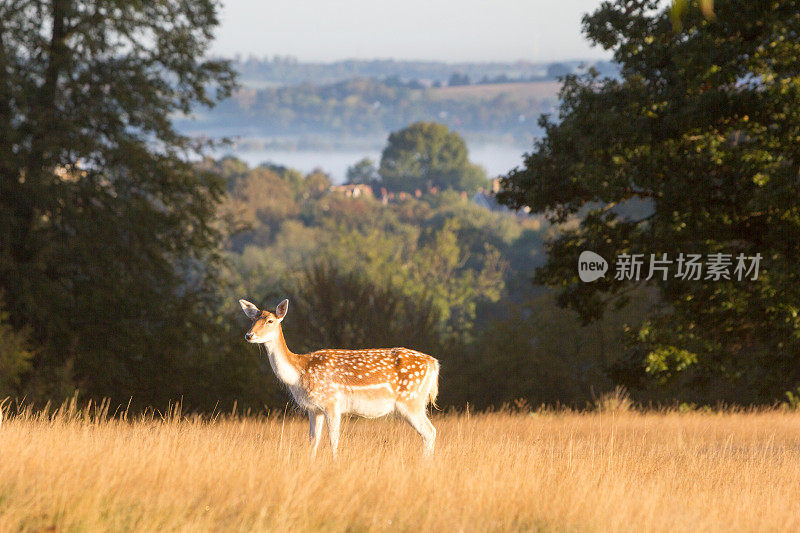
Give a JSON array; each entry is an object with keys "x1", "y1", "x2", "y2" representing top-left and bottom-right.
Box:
[{"x1": 216, "y1": 144, "x2": 526, "y2": 184}]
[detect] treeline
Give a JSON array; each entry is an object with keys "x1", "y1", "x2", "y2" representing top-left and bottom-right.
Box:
[
  {"x1": 231, "y1": 56, "x2": 619, "y2": 87},
  {"x1": 183, "y1": 77, "x2": 558, "y2": 145}
]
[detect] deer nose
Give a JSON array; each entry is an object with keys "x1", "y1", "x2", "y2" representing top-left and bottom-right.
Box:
[{"x1": 245, "y1": 332, "x2": 253, "y2": 341}]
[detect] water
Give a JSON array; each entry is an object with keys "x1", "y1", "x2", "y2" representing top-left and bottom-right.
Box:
[{"x1": 217, "y1": 144, "x2": 529, "y2": 184}]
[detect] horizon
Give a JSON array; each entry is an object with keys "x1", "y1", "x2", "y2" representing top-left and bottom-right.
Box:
[{"x1": 224, "y1": 55, "x2": 608, "y2": 66}]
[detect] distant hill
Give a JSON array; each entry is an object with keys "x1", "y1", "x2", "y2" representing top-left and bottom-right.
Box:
[
  {"x1": 180, "y1": 77, "x2": 561, "y2": 147},
  {"x1": 229, "y1": 56, "x2": 619, "y2": 87},
  {"x1": 178, "y1": 58, "x2": 619, "y2": 148}
]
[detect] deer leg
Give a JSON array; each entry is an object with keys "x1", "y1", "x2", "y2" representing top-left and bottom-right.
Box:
[
  {"x1": 424, "y1": 416, "x2": 437, "y2": 449},
  {"x1": 397, "y1": 403, "x2": 436, "y2": 455},
  {"x1": 309, "y1": 411, "x2": 325, "y2": 458},
  {"x1": 324, "y1": 408, "x2": 341, "y2": 458}
]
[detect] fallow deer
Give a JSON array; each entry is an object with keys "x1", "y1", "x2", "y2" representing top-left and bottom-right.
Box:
[{"x1": 239, "y1": 298, "x2": 439, "y2": 457}]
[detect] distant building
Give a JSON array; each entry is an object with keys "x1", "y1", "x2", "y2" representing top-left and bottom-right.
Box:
[
  {"x1": 330, "y1": 181, "x2": 529, "y2": 214},
  {"x1": 329, "y1": 183, "x2": 373, "y2": 199}
]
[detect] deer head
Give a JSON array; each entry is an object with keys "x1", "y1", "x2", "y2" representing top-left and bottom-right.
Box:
[{"x1": 239, "y1": 299, "x2": 289, "y2": 343}]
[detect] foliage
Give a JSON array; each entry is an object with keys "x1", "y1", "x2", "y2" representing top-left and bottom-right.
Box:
[
  {"x1": 197, "y1": 77, "x2": 560, "y2": 145},
  {"x1": 220, "y1": 156, "x2": 510, "y2": 339},
  {"x1": 346, "y1": 158, "x2": 379, "y2": 185},
  {"x1": 0, "y1": 0, "x2": 270, "y2": 409},
  {"x1": 782, "y1": 386, "x2": 800, "y2": 411},
  {"x1": 497, "y1": 0, "x2": 800, "y2": 402},
  {"x1": 231, "y1": 56, "x2": 617, "y2": 86},
  {"x1": 0, "y1": 298, "x2": 34, "y2": 397},
  {"x1": 379, "y1": 122, "x2": 488, "y2": 193},
  {"x1": 328, "y1": 220, "x2": 505, "y2": 339},
  {"x1": 462, "y1": 287, "x2": 656, "y2": 408},
  {"x1": 215, "y1": 153, "x2": 660, "y2": 409},
  {"x1": 279, "y1": 262, "x2": 445, "y2": 357}
]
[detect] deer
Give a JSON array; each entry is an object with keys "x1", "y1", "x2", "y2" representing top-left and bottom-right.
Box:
[{"x1": 239, "y1": 298, "x2": 439, "y2": 457}]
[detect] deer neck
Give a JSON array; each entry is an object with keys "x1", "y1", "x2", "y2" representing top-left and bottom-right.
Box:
[{"x1": 263, "y1": 326, "x2": 302, "y2": 386}]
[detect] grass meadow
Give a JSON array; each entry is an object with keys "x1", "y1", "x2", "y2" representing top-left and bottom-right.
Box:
[{"x1": 0, "y1": 400, "x2": 799, "y2": 532}]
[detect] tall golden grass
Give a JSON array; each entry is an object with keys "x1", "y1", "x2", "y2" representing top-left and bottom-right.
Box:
[{"x1": 0, "y1": 399, "x2": 799, "y2": 532}]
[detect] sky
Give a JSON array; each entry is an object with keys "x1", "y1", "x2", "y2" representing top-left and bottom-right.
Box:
[{"x1": 212, "y1": 0, "x2": 611, "y2": 63}]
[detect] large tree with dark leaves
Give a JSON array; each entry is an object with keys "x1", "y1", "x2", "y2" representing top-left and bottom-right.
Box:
[
  {"x1": 498, "y1": 0, "x2": 800, "y2": 403},
  {"x1": 379, "y1": 122, "x2": 487, "y2": 193},
  {"x1": 0, "y1": 1, "x2": 252, "y2": 407}
]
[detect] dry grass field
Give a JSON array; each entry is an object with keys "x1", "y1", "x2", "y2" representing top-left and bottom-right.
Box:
[{"x1": 1, "y1": 401, "x2": 799, "y2": 532}]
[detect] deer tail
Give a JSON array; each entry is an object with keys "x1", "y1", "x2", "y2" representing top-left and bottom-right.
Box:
[{"x1": 425, "y1": 358, "x2": 440, "y2": 411}]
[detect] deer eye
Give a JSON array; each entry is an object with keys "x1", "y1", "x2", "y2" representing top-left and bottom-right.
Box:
[{"x1": 267, "y1": 319, "x2": 274, "y2": 323}]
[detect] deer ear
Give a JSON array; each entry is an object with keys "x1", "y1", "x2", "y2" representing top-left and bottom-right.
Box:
[
  {"x1": 275, "y1": 299, "x2": 289, "y2": 320},
  {"x1": 239, "y1": 299, "x2": 260, "y2": 319}
]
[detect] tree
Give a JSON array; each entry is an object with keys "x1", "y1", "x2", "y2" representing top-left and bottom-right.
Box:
[
  {"x1": 464, "y1": 288, "x2": 655, "y2": 409},
  {"x1": 0, "y1": 1, "x2": 251, "y2": 407},
  {"x1": 448, "y1": 72, "x2": 471, "y2": 86},
  {"x1": 280, "y1": 262, "x2": 445, "y2": 356},
  {"x1": 323, "y1": 217, "x2": 506, "y2": 342},
  {"x1": 498, "y1": 0, "x2": 800, "y2": 403},
  {"x1": 545, "y1": 62, "x2": 572, "y2": 79},
  {"x1": 0, "y1": 296, "x2": 34, "y2": 398},
  {"x1": 304, "y1": 169, "x2": 333, "y2": 200},
  {"x1": 346, "y1": 158, "x2": 378, "y2": 185},
  {"x1": 225, "y1": 166, "x2": 299, "y2": 249},
  {"x1": 379, "y1": 122, "x2": 487, "y2": 193}
]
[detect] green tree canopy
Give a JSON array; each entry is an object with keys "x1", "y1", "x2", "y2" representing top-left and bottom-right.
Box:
[
  {"x1": 346, "y1": 158, "x2": 379, "y2": 185},
  {"x1": 498, "y1": 0, "x2": 800, "y2": 403},
  {"x1": 0, "y1": 295, "x2": 34, "y2": 398},
  {"x1": 379, "y1": 122, "x2": 487, "y2": 193},
  {"x1": 0, "y1": 0, "x2": 246, "y2": 406},
  {"x1": 280, "y1": 262, "x2": 445, "y2": 356}
]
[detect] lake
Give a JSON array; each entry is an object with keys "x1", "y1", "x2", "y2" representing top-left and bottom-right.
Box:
[{"x1": 216, "y1": 144, "x2": 529, "y2": 185}]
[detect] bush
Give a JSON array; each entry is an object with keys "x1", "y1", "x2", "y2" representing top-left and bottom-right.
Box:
[
  {"x1": 279, "y1": 261, "x2": 446, "y2": 356},
  {"x1": 0, "y1": 299, "x2": 34, "y2": 397}
]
